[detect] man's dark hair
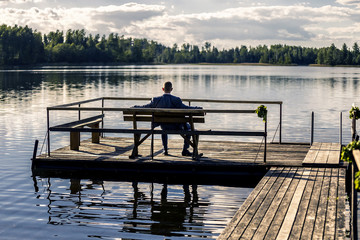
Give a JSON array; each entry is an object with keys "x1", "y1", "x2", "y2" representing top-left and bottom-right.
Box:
[{"x1": 163, "y1": 81, "x2": 172, "y2": 92}]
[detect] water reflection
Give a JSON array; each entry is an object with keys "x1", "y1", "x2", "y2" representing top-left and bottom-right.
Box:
[{"x1": 34, "y1": 177, "x2": 242, "y2": 238}]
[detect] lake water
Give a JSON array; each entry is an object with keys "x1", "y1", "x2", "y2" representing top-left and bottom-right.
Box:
[{"x1": 1, "y1": 64, "x2": 359, "y2": 239}]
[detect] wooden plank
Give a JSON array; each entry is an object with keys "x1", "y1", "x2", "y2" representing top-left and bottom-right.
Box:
[
  {"x1": 220, "y1": 167, "x2": 285, "y2": 239},
  {"x1": 336, "y1": 168, "x2": 346, "y2": 239},
  {"x1": 123, "y1": 115, "x2": 205, "y2": 123},
  {"x1": 288, "y1": 168, "x2": 319, "y2": 239},
  {"x1": 324, "y1": 168, "x2": 339, "y2": 239},
  {"x1": 217, "y1": 167, "x2": 283, "y2": 239},
  {"x1": 276, "y1": 169, "x2": 311, "y2": 239},
  {"x1": 315, "y1": 143, "x2": 331, "y2": 164},
  {"x1": 51, "y1": 114, "x2": 104, "y2": 128},
  {"x1": 327, "y1": 143, "x2": 341, "y2": 165},
  {"x1": 240, "y1": 168, "x2": 292, "y2": 239},
  {"x1": 312, "y1": 168, "x2": 332, "y2": 239},
  {"x1": 252, "y1": 168, "x2": 298, "y2": 239},
  {"x1": 264, "y1": 168, "x2": 304, "y2": 239},
  {"x1": 300, "y1": 168, "x2": 325, "y2": 239},
  {"x1": 302, "y1": 142, "x2": 321, "y2": 164}
]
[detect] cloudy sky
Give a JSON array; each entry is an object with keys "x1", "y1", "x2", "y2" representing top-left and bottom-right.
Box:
[{"x1": 0, "y1": 0, "x2": 359, "y2": 49}]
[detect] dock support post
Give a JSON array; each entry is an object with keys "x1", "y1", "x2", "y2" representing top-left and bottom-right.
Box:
[
  {"x1": 310, "y1": 111, "x2": 314, "y2": 145},
  {"x1": 31, "y1": 140, "x2": 39, "y2": 170}
]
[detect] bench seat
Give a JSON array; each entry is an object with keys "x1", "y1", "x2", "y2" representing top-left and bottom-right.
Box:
[{"x1": 50, "y1": 114, "x2": 104, "y2": 150}]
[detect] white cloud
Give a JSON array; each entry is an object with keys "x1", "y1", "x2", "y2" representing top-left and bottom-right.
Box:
[
  {"x1": 0, "y1": 0, "x2": 42, "y2": 5},
  {"x1": 0, "y1": 2, "x2": 359, "y2": 48},
  {"x1": 336, "y1": 0, "x2": 360, "y2": 6},
  {"x1": 0, "y1": 3, "x2": 165, "y2": 34}
]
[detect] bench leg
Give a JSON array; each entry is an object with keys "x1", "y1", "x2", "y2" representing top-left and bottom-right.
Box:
[
  {"x1": 70, "y1": 131, "x2": 80, "y2": 150},
  {"x1": 192, "y1": 134, "x2": 201, "y2": 160},
  {"x1": 130, "y1": 134, "x2": 141, "y2": 159},
  {"x1": 91, "y1": 123, "x2": 100, "y2": 144}
]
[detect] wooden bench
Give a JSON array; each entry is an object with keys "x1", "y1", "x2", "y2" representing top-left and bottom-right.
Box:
[
  {"x1": 50, "y1": 114, "x2": 104, "y2": 150},
  {"x1": 302, "y1": 142, "x2": 341, "y2": 166},
  {"x1": 123, "y1": 108, "x2": 205, "y2": 160}
]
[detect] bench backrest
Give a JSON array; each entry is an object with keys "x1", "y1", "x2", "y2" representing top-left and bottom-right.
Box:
[{"x1": 123, "y1": 109, "x2": 205, "y2": 124}]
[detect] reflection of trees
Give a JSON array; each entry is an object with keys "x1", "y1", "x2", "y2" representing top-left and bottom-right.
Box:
[
  {"x1": 37, "y1": 178, "x2": 208, "y2": 238},
  {"x1": 0, "y1": 72, "x2": 42, "y2": 91}
]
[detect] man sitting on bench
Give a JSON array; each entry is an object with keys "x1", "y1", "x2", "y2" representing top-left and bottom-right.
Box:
[{"x1": 133, "y1": 81, "x2": 202, "y2": 156}]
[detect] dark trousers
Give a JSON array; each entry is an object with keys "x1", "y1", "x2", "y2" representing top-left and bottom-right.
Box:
[{"x1": 156, "y1": 123, "x2": 191, "y2": 151}]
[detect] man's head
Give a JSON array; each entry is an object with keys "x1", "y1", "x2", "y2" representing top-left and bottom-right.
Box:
[{"x1": 162, "y1": 81, "x2": 173, "y2": 93}]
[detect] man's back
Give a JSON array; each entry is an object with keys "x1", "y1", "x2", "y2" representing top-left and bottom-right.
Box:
[{"x1": 135, "y1": 94, "x2": 199, "y2": 109}]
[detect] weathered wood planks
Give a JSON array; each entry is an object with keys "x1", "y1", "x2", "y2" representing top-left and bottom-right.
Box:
[
  {"x1": 302, "y1": 142, "x2": 341, "y2": 166},
  {"x1": 218, "y1": 166, "x2": 347, "y2": 240}
]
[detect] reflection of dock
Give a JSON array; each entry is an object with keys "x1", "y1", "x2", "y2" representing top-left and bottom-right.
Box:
[{"x1": 33, "y1": 137, "x2": 309, "y2": 185}]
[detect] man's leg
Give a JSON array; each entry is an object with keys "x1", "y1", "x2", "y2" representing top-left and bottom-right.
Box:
[
  {"x1": 161, "y1": 133, "x2": 168, "y2": 154},
  {"x1": 181, "y1": 123, "x2": 192, "y2": 156},
  {"x1": 160, "y1": 124, "x2": 171, "y2": 155}
]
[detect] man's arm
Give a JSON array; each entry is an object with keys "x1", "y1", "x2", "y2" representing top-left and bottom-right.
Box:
[
  {"x1": 133, "y1": 97, "x2": 159, "y2": 108},
  {"x1": 174, "y1": 96, "x2": 202, "y2": 109}
]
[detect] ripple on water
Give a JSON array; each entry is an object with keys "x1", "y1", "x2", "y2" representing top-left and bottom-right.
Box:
[{"x1": 0, "y1": 177, "x2": 253, "y2": 239}]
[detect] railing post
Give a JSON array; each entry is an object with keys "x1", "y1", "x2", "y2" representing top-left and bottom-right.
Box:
[
  {"x1": 101, "y1": 98, "x2": 105, "y2": 138},
  {"x1": 310, "y1": 111, "x2": 314, "y2": 145},
  {"x1": 47, "y1": 108, "x2": 50, "y2": 156},
  {"x1": 351, "y1": 108, "x2": 358, "y2": 240},
  {"x1": 264, "y1": 120, "x2": 267, "y2": 163},
  {"x1": 352, "y1": 114, "x2": 357, "y2": 141},
  {"x1": 279, "y1": 103, "x2": 282, "y2": 144},
  {"x1": 351, "y1": 161, "x2": 358, "y2": 240},
  {"x1": 340, "y1": 112, "x2": 342, "y2": 145},
  {"x1": 78, "y1": 104, "x2": 81, "y2": 121}
]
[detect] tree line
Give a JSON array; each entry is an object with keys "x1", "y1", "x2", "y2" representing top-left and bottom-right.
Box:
[{"x1": 1, "y1": 24, "x2": 360, "y2": 66}]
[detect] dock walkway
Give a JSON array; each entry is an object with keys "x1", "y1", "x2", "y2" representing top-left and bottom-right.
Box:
[{"x1": 218, "y1": 142, "x2": 347, "y2": 239}]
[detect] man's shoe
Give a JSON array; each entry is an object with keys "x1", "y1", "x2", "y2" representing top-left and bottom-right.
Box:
[
  {"x1": 163, "y1": 149, "x2": 169, "y2": 156},
  {"x1": 182, "y1": 150, "x2": 192, "y2": 156}
]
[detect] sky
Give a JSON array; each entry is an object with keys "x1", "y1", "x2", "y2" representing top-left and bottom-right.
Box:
[{"x1": 0, "y1": 0, "x2": 360, "y2": 49}]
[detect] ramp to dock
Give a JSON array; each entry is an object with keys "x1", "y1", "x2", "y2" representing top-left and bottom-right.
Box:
[
  {"x1": 218, "y1": 167, "x2": 346, "y2": 239},
  {"x1": 218, "y1": 141, "x2": 347, "y2": 239}
]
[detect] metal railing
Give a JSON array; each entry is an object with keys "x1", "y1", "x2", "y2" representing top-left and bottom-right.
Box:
[{"x1": 46, "y1": 97, "x2": 283, "y2": 162}]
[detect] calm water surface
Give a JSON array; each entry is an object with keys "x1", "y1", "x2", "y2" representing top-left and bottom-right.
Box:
[{"x1": 1, "y1": 65, "x2": 359, "y2": 239}]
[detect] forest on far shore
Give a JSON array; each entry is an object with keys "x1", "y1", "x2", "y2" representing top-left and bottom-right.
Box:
[{"x1": 0, "y1": 24, "x2": 359, "y2": 66}]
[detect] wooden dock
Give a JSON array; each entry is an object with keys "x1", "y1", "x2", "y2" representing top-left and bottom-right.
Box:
[
  {"x1": 33, "y1": 137, "x2": 310, "y2": 184},
  {"x1": 33, "y1": 138, "x2": 349, "y2": 239}
]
